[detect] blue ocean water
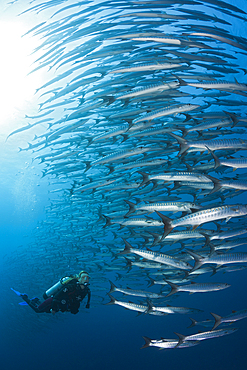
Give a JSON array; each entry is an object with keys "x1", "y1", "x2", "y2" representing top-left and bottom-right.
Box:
[{"x1": 1, "y1": 1, "x2": 247, "y2": 369}]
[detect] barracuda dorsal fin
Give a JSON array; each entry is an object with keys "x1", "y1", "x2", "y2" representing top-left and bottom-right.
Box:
[
  {"x1": 186, "y1": 249, "x2": 204, "y2": 272},
  {"x1": 210, "y1": 312, "x2": 222, "y2": 330}
]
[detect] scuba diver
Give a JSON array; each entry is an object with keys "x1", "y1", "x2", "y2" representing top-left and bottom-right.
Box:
[{"x1": 12, "y1": 271, "x2": 91, "y2": 315}]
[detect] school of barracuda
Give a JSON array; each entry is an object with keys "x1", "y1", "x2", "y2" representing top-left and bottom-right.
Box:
[{"x1": 5, "y1": 0, "x2": 247, "y2": 349}]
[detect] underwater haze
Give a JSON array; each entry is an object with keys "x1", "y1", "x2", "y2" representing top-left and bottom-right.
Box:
[{"x1": 1, "y1": 0, "x2": 247, "y2": 369}]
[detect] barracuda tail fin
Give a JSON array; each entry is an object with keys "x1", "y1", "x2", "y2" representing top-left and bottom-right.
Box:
[
  {"x1": 137, "y1": 171, "x2": 150, "y2": 186},
  {"x1": 141, "y1": 336, "x2": 152, "y2": 349},
  {"x1": 108, "y1": 280, "x2": 117, "y2": 294},
  {"x1": 83, "y1": 161, "x2": 92, "y2": 173},
  {"x1": 155, "y1": 211, "x2": 173, "y2": 239},
  {"x1": 165, "y1": 280, "x2": 178, "y2": 297},
  {"x1": 174, "y1": 332, "x2": 186, "y2": 347},
  {"x1": 205, "y1": 174, "x2": 222, "y2": 194},
  {"x1": 224, "y1": 111, "x2": 239, "y2": 127},
  {"x1": 186, "y1": 249, "x2": 204, "y2": 272},
  {"x1": 147, "y1": 231, "x2": 161, "y2": 247},
  {"x1": 118, "y1": 238, "x2": 132, "y2": 255},
  {"x1": 145, "y1": 298, "x2": 154, "y2": 314},
  {"x1": 168, "y1": 132, "x2": 190, "y2": 156},
  {"x1": 206, "y1": 146, "x2": 221, "y2": 169},
  {"x1": 124, "y1": 200, "x2": 137, "y2": 217},
  {"x1": 187, "y1": 318, "x2": 197, "y2": 328},
  {"x1": 210, "y1": 312, "x2": 222, "y2": 330},
  {"x1": 147, "y1": 276, "x2": 156, "y2": 288},
  {"x1": 103, "y1": 215, "x2": 112, "y2": 228},
  {"x1": 105, "y1": 293, "x2": 117, "y2": 305},
  {"x1": 179, "y1": 127, "x2": 189, "y2": 137},
  {"x1": 199, "y1": 231, "x2": 212, "y2": 248},
  {"x1": 123, "y1": 257, "x2": 132, "y2": 271}
]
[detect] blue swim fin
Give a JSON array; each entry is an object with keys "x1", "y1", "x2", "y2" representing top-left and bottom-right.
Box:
[
  {"x1": 11, "y1": 288, "x2": 25, "y2": 297},
  {"x1": 19, "y1": 302, "x2": 28, "y2": 305}
]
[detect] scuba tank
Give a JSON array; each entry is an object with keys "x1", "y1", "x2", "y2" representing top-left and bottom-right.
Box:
[{"x1": 43, "y1": 277, "x2": 74, "y2": 299}]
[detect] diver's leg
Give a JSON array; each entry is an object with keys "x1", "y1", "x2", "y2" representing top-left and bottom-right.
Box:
[
  {"x1": 36, "y1": 297, "x2": 53, "y2": 313},
  {"x1": 20, "y1": 294, "x2": 41, "y2": 313}
]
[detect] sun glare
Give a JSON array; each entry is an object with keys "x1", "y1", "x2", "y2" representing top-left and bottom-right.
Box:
[{"x1": 0, "y1": 21, "x2": 43, "y2": 124}]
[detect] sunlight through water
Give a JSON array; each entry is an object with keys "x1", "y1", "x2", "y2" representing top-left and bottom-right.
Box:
[{"x1": 0, "y1": 21, "x2": 43, "y2": 125}]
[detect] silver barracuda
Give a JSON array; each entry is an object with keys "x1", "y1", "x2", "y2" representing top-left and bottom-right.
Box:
[
  {"x1": 137, "y1": 171, "x2": 212, "y2": 186},
  {"x1": 205, "y1": 174, "x2": 247, "y2": 194},
  {"x1": 187, "y1": 317, "x2": 215, "y2": 329},
  {"x1": 187, "y1": 249, "x2": 247, "y2": 272},
  {"x1": 133, "y1": 104, "x2": 200, "y2": 123},
  {"x1": 105, "y1": 294, "x2": 163, "y2": 315},
  {"x1": 146, "y1": 299, "x2": 203, "y2": 315},
  {"x1": 175, "y1": 327, "x2": 238, "y2": 345},
  {"x1": 103, "y1": 216, "x2": 164, "y2": 228},
  {"x1": 211, "y1": 309, "x2": 247, "y2": 330},
  {"x1": 124, "y1": 200, "x2": 201, "y2": 217},
  {"x1": 91, "y1": 124, "x2": 129, "y2": 142},
  {"x1": 156, "y1": 205, "x2": 247, "y2": 238},
  {"x1": 165, "y1": 280, "x2": 230, "y2": 297},
  {"x1": 169, "y1": 133, "x2": 247, "y2": 156},
  {"x1": 73, "y1": 178, "x2": 117, "y2": 193},
  {"x1": 141, "y1": 337, "x2": 199, "y2": 350},
  {"x1": 108, "y1": 281, "x2": 165, "y2": 299},
  {"x1": 109, "y1": 62, "x2": 182, "y2": 73},
  {"x1": 109, "y1": 158, "x2": 168, "y2": 173},
  {"x1": 119, "y1": 239, "x2": 192, "y2": 270},
  {"x1": 116, "y1": 81, "x2": 179, "y2": 99},
  {"x1": 208, "y1": 148, "x2": 247, "y2": 170},
  {"x1": 91, "y1": 146, "x2": 162, "y2": 166},
  {"x1": 178, "y1": 76, "x2": 247, "y2": 92},
  {"x1": 130, "y1": 36, "x2": 182, "y2": 45},
  {"x1": 187, "y1": 32, "x2": 247, "y2": 51},
  {"x1": 181, "y1": 116, "x2": 237, "y2": 136},
  {"x1": 202, "y1": 228, "x2": 247, "y2": 245}
]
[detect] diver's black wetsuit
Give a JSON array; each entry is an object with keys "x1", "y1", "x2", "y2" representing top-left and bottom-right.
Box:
[{"x1": 22, "y1": 279, "x2": 91, "y2": 314}]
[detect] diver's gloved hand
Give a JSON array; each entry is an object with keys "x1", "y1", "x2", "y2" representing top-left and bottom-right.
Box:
[{"x1": 50, "y1": 309, "x2": 56, "y2": 315}]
